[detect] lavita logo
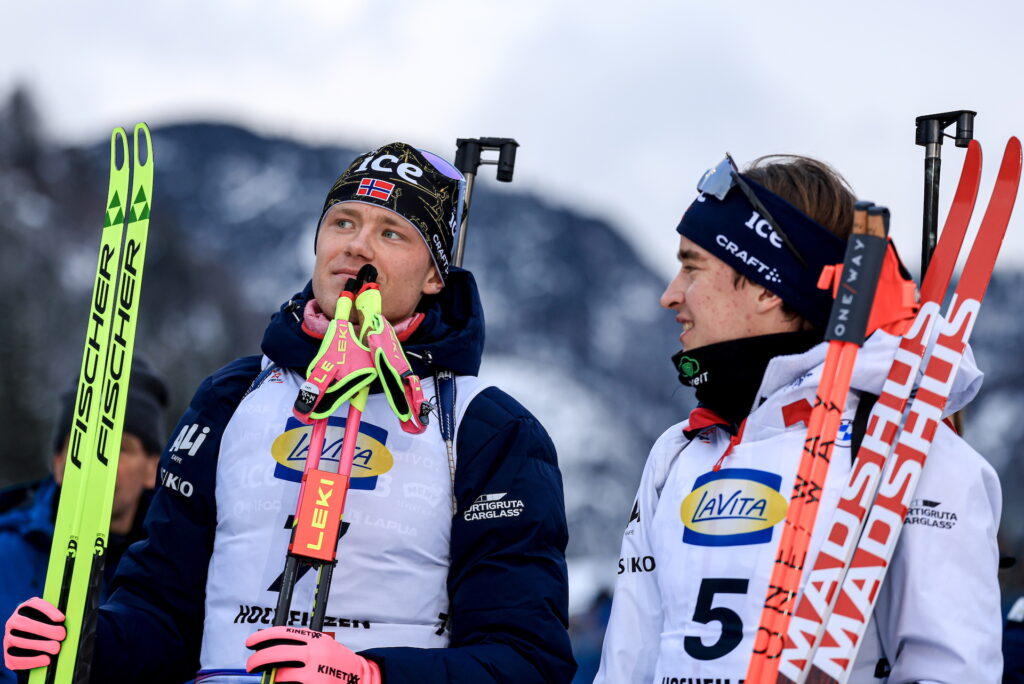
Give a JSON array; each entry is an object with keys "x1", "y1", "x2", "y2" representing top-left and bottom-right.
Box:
[{"x1": 679, "y1": 468, "x2": 788, "y2": 546}]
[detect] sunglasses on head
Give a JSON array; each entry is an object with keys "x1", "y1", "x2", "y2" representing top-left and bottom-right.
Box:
[
  {"x1": 697, "y1": 154, "x2": 808, "y2": 268},
  {"x1": 419, "y1": 149, "x2": 464, "y2": 182}
]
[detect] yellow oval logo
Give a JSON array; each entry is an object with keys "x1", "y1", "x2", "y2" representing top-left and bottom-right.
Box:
[
  {"x1": 271, "y1": 424, "x2": 393, "y2": 478},
  {"x1": 680, "y1": 470, "x2": 788, "y2": 546}
]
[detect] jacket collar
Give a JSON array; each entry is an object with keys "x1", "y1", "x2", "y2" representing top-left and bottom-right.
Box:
[{"x1": 261, "y1": 267, "x2": 485, "y2": 378}]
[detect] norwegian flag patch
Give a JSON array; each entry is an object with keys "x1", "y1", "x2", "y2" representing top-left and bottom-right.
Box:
[{"x1": 356, "y1": 178, "x2": 396, "y2": 201}]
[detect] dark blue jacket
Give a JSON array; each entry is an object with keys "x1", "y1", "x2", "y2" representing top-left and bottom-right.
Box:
[
  {"x1": 0, "y1": 478, "x2": 152, "y2": 684},
  {"x1": 0, "y1": 478, "x2": 56, "y2": 684},
  {"x1": 93, "y1": 269, "x2": 575, "y2": 683}
]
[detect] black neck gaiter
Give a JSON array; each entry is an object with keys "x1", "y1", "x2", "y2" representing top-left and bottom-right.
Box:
[{"x1": 671, "y1": 330, "x2": 823, "y2": 429}]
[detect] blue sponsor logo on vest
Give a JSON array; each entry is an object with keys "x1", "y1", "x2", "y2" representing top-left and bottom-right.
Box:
[
  {"x1": 836, "y1": 418, "x2": 853, "y2": 447},
  {"x1": 680, "y1": 468, "x2": 787, "y2": 546},
  {"x1": 270, "y1": 416, "x2": 392, "y2": 489}
]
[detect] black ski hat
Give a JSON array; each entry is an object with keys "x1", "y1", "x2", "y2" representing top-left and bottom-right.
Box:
[
  {"x1": 316, "y1": 142, "x2": 466, "y2": 282},
  {"x1": 53, "y1": 356, "x2": 170, "y2": 456}
]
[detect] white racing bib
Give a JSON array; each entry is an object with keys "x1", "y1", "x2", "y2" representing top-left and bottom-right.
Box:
[{"x1": 199, "y1": 362, "x2": 485, "y2": 670}]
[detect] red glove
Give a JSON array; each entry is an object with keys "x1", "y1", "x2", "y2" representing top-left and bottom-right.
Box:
[
  {"x1": 4, "y1": 597, "x2": 66, "y2": 671},
  {"x1": 246, "y1": 626, "x2": 381, "y2": 684}
]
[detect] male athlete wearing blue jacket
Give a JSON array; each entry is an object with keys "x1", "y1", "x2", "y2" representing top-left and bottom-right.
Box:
[{"x1": 4, "y1": 142, "x2": 575, "y2": 683}]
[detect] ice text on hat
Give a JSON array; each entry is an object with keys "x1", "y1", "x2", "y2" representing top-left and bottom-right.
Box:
[
  {"x1": 746, "y1": 211, "x2": 784, "y2": 249},
  {"x1": 353, "y1": 154, "x2": 423, "y2": 185}
]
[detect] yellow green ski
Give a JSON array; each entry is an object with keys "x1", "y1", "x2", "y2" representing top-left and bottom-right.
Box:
[{"x1": 31, "y1": 123, "x2": 154, "y2": 684}]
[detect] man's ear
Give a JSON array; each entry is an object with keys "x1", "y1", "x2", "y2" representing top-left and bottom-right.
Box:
[
  {"x1": 421, "y1": 266, "x2": 444, "y2": 296},
  {"x1": 755, "y1": 286, "x2": 786, "y2": 314},
  {"x1": 145, "y1": 456, "x2": 159, "y2": 489}
]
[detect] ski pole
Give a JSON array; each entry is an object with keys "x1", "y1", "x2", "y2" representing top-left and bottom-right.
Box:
[
  {"x1": 304, "y1": 274, "x2": 390, "y2": 631},
  {"x1": 423, "y1": 137, "x2": 520, "y2": 515},
  {"x1": 915, "y1": 110, "x2": 975, "y2": 276},
  {"x1": 748, "y1": 203, "x2": 891, "y2": 683},
  {"x1": 263, "y1": 265, "x2": 378, "y2": 684},
  {"x1": 453, "y1": 137, "x2": 518, "y2": 266}
]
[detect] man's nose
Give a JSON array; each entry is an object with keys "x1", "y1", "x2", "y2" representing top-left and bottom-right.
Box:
[
  {"x1": 660, "y1": 276, "x2": 683, "y2": 310},
  {"x1": 345, "y1": 226, "x2": 373, "y2": 259}
]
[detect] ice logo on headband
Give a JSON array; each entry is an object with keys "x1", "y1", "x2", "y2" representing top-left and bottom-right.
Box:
[{"x1": 745, "y1": 210, "x2": 784, "y2": 249}]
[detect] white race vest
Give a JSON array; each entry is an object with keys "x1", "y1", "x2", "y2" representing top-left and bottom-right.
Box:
[{"x1": 199, "y1": 360, "x2": 486, "y2": 670}]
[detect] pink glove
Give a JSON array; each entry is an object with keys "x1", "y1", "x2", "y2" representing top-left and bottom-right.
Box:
[
  {"x1": 246, "y1": 626, "x2": 381, "y2": 684},
  {"x1": 4, "y1": 597, "x2": 66, "y2": 671}
]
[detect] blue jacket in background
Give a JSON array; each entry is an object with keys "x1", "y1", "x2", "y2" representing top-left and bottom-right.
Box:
[
  {"x1": 0, "y1": 478, "x2": 151, "y2": 684},
  {"x1": 0, "y1": 478, "x2": 57, "y2": 684}
]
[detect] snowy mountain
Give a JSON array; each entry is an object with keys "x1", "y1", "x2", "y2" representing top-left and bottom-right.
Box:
[{"x1": 1, "y1": 92, "x2": 1020, "y2": 609}]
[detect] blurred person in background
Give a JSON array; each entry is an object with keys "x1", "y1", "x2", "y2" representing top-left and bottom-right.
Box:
[{"x1": 0, "y1": 358, "x2": 169, "y2": 684}]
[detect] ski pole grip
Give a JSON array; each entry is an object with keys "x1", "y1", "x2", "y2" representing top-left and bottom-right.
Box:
[
  {"x1": 455, "y1": 139, "x2": 483, "y2": 176},
  {"x1": 866, "y1": 206, "x2": 890, "y2": 237},
  {"x1": 954, "y1": 111, "x2": 975, "y2": 147},
  {"x1": 915, "y1": 110, "x2": 977, "y2": 151},
  {"x1": 824, "y1": 204, "x2": 889, "y2": 344},
  {"x1": 496, "y1": 141, "x2": 518, "y2": 182},
  {"x1": 455, "y1": 137, "x2": 519, "y2": 181}
]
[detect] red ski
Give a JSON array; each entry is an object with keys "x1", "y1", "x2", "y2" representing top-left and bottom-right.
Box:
[
  {"x1": 797, "y1": 137, "x2": 1020, "y2": 684},
  {"x1": 777, "y1": 139, "x2": 983, "y2": 683},
  {"x1": 747, "y1": 203, "x2": 892, "y2": 682}
]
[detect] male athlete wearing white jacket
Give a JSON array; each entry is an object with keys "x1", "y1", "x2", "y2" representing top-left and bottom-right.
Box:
[{"x1": 596, "y1": 154, "x2": 1002, "y2": 683}]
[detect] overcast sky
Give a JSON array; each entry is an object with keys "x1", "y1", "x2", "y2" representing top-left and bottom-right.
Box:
[{"x1": 5, "y1": 1, "x2": 1024, "y2": 277}]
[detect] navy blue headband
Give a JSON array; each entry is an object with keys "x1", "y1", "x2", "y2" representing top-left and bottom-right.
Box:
[{"x1": 676, "y1": 176, "x2": 846, "y2": 329}]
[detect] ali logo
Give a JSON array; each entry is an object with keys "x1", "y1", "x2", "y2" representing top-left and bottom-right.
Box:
[{"x1": 170, "y1": 423, "x2": 210, "y2": 457}]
